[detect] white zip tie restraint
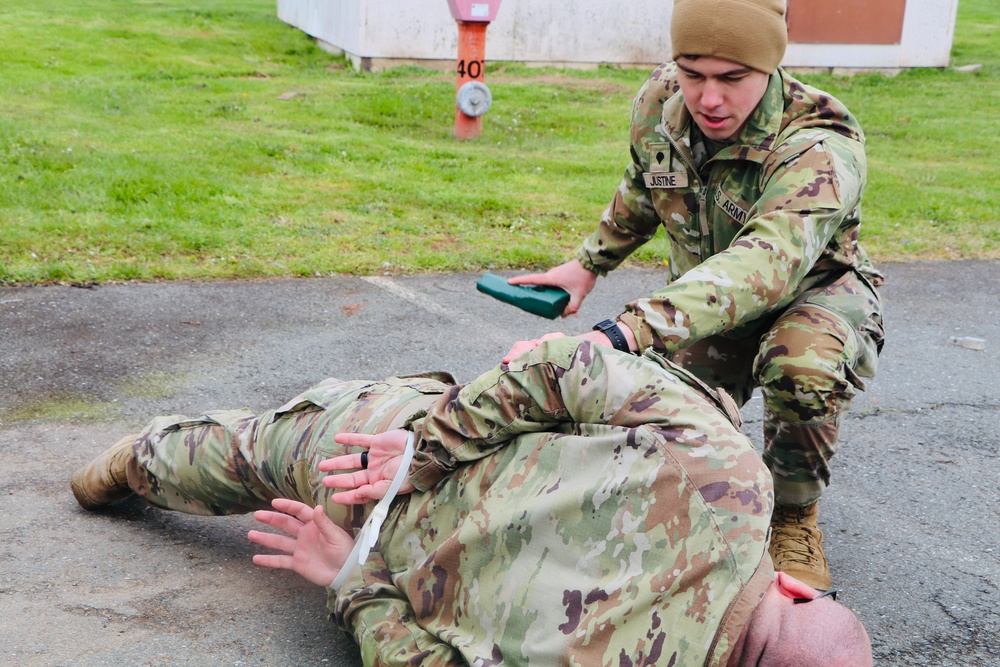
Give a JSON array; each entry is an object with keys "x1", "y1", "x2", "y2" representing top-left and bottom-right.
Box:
[{"x1": 327, "y1": 431, "x2": 415, "y2": 592}]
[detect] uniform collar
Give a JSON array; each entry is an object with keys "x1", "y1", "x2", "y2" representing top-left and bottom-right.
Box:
[
  {"x1": 705, "y1": 556, "x2": 776, "y2": 666},
  {"x1": 659, "y1": 69, "x2": 786, "y2": 166}
]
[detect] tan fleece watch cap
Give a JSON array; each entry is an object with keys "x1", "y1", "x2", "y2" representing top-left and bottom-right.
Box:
[{"x1": 671, "y1": 0, "x2": 788, "y2": 73}]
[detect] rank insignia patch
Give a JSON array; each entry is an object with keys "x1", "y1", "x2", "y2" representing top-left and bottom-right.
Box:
[{"x1": 646, "y1": 143, "x2": 688, "y2": 188}]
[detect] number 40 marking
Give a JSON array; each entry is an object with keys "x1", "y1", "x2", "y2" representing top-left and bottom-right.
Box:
[{"x1": 458, "y1": 59, "x2": 483, "y2": 79}]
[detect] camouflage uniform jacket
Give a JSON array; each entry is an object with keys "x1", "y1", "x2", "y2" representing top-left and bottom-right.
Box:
[
  {"x1": 577, "y1": 63, "x2": 883, "y2": 354},
  {"x1": 333, "y1": 340, "x2": 774, "y2": 666}
]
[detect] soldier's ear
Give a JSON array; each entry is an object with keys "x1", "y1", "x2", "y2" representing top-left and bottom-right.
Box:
[{"x1": 774, "y1": 571, "x2": 819, "y2": 600}]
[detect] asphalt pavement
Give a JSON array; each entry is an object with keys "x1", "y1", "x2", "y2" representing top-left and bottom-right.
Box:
[{"x1": 1, "y1": 261, "x2": 998, "y2": 666}]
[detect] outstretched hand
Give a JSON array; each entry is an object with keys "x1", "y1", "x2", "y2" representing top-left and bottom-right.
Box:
[
  {"x1": 322, "y1": 430, "x2": 415, "y2": 505},
  {"x1": 249, "y1": 498, "x2": 355, "y2": 588},
  {"x1": 502, "y1": 331, "x2": 568, "y2": 364},
  {"x1": 502, "y1": 260, "x2": 600, "y2": 364},
  {"x1": 501, "y1": 324, "x2": 637, "y2": 364}
]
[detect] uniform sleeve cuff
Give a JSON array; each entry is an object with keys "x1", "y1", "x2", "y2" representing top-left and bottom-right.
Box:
[
  {"x1": 616, "y1": 312, "x2": 647, "y2": 353},
  {"x1": 575, "y1": 250, "x2": 611, "y2": 277},
  {"x1": 403, "y1": 418, "x2": 455, "y2": 492}
]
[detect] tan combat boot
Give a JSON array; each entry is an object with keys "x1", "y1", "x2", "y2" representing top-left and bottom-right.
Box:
[
  {"x1": 70, "y1": 434, "x2": 139, "y2": 510},
  {"x1": 768, "y1": 502, "x2": 831, "y2": 590}
]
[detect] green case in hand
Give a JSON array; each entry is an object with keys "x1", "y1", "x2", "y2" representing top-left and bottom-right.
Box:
[{"x1": 476, "y1": 273, "x2": 570, "y2": 320}]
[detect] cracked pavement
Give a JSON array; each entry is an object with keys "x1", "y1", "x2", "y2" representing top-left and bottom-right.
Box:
[{"x1": 1, "y1": 261, "x2": 998, "y2": 666}]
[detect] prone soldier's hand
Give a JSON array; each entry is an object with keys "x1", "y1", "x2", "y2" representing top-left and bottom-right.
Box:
[
  {"x1": 502, "y1": 331, "x2": 567, "y2": 364},
  {"x1": 323, "y1": 430, "x2": 416, "y2": 504},
  {"x1": 249, "y1": 498, "x2": 355, "y2": 588}
]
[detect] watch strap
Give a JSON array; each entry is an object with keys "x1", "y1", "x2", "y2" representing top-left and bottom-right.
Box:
[{"x1": 593, "y1": 319, "x2": 631, "y2": 353}]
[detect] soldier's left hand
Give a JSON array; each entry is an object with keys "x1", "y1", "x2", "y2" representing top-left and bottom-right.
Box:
[{"x1": 249, "y1": 498, "x2": 355, "y2": 588}]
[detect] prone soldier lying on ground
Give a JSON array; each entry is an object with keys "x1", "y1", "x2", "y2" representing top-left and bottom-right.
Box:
[{"x1": 71, "y1": 339, "x2": 872, "y2": 666}]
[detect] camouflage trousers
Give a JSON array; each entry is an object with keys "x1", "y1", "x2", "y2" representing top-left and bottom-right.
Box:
[
  {"x1": 670, "y1": 270, "x2": 884, "y2": 507},
  {"x1": 124, "y1": 374, "x2": 453, "y2": 522}
]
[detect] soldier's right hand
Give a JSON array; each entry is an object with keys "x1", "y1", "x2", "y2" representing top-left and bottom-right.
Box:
[{"x1": 507, "y1": 259, "x2": 598, "y2": 317}]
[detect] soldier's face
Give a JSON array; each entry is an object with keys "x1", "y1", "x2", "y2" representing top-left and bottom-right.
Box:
[{"x1": 676, "y1": 56, "x2": 770, "y2": 141}]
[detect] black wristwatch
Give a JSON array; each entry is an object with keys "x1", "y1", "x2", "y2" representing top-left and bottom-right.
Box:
[{"x1": 593, "y1": 319, "x2": 631, "y2": 353}]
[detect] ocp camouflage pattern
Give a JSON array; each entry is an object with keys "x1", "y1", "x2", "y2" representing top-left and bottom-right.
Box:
[
  {"x1": 576, "y1": 62, "x2": 884, "y2": 354},
  {"x1": 127, "y1": 340, "x2": 774, "y2": 666}
]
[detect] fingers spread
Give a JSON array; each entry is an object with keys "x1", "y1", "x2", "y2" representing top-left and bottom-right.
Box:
[
  {"x1": 331, "y1": 479, "x2": 391, "y2": 505},
  {"x1": 330, "y1": 489, "x2": 370, "y2": 505},
  {"x1": 247, "y1": 529, "x2": 298, "y2": 555},
  {"x1": 333, "y1": 432, "x2": 374, "y2": 448},
  {"x1": 318, "y1": 453, "x2": 365, "y2": 472},
  {"x1": 251, "y1": 553, "x2": 294, "y2": 571},
  {"x1": 253, "y1": 509, "x2": 305, "y2": 536},
  {"x1": 311, "y1": 506, "x2": 353, "y2": 545},
  {"x1": 268, "y1": 497, "x2": 314, "y2": 519},
  {"x1": 323, "y1": 470, "x2": 369, "y2": 490}
]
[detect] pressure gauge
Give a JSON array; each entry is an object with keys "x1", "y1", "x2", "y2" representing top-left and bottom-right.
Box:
[{"x1": 457, "y1": 81, "x2": 492, "y2": 117}]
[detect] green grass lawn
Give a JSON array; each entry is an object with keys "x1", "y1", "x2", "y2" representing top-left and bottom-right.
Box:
[{"x1": 0, "y1": 0, "x2": 997, "y2": 284}]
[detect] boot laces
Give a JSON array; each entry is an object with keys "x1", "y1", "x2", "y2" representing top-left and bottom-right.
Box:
[{"x1": 770, "y1": 508, "x2": 824, "y2": 567}]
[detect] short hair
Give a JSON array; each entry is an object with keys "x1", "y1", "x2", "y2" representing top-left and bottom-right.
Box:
[{"x1": 763, "y1": 599, "x2": 872, "y2": 667}]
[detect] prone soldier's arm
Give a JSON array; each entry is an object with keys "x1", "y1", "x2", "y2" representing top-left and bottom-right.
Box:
[{"x1": 407, "y1": 339, "x2": 700, "y2": 491}]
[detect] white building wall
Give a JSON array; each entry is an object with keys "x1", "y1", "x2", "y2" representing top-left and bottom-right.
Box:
[
  {"x1": 276, "y1": 0, "x2": 672, "y2": 69},
  {"x1": 276, "y1": 0, "x2": 959, "y2": 71},
  {"x1": 784, "y1": 0, "x2": 960, "y2": 69}
]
